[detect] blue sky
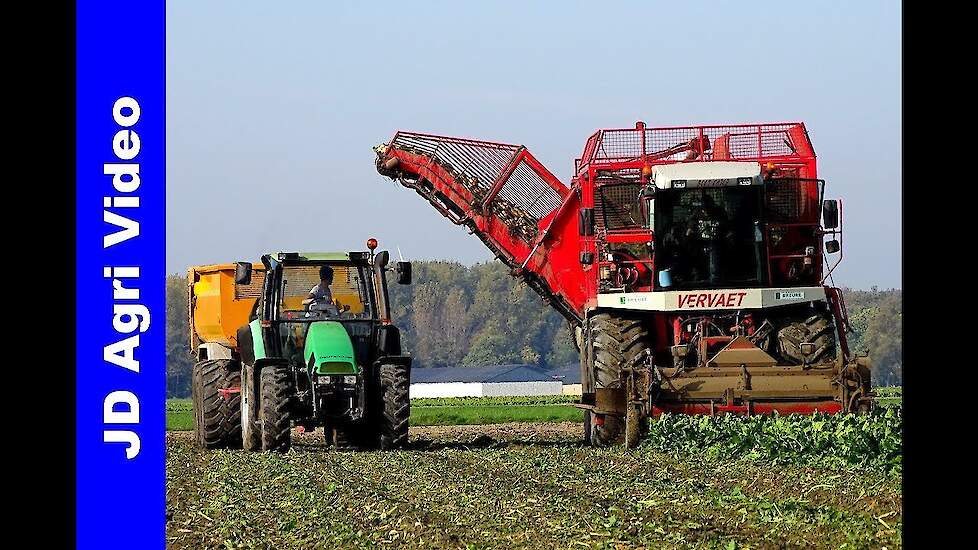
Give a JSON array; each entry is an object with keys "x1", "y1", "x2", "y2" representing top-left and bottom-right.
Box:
[{"x1": 167, "y1": 1, "x2": 901, "y2": 289}]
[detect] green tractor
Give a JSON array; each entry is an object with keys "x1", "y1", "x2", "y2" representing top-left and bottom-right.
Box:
[{"x1": 190, "y1": 244, "x2": 413, "y2": 452}]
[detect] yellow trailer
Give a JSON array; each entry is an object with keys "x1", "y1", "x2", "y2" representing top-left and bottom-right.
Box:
[{"x1": 187, "y1": 263, "x2": 265, "y2": 360}]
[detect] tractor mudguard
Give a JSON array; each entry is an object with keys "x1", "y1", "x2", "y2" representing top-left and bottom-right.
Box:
[
  {"x1": 377, "y1": 324, "x2": 402, "y2": 356},
  {"x1": 374, "y1": 354, "x2": 412, "y2": 368},
  {"x1": 237, "y1": 319, "x2": 267, "y2": 363},
  {"x1": 304, "y1": 321, "x2": 358, "y2": 375}
]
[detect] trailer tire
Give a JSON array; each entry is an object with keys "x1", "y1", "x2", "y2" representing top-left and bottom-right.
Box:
[
  {"x1": 379, "y1": 363, "x2": 410, "y2": 450},
  {"x1": 259, "y1": 365, "x2": 293, "y2": 453},
  {"x1": 222, "y1": 363, "x2": 243, "y2": 449},
  {"x1": 192, "y1": 359, "x2": 233, "y2": 449},
  {"x1": 240, "y1": 364, "x2": 261, "y2": 452},
  {"x1": 191, "y1": 361, "x2": 205, "y2": 447},
  {"x1": 777, "y1": 314, "x2": 836, "y2": 365},
  {"x1": 587, "y1": 313, "x2": 650, "y2": 447}
]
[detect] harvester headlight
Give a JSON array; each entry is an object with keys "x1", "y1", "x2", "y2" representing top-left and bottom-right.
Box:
[
  {"x1": 672, "y1": 179, "x2": 687, "y2": 189},
  {"x1": 343, "y1": 375, "x2": 357, "y2": 385},
  {"x1": 738, "y1": 177, "x2": 753, "y2": 186}
]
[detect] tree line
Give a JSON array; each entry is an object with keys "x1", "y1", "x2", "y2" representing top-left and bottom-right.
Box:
[{"x1": 166, "y1": 262, "x2": 901, "y2": 397}]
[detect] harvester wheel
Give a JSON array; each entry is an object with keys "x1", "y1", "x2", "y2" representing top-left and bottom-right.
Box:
[
  {"x1": 777, "y1": 313, "x2": 836, "y2": 365},
  {"x1": 379, "y1": 363, "x2": 410, "y2": 450},
  {"x1": 582, "y1": 410, "x2": 592, "y2": 446},
  {"x1": 587, "y1": 313, "x2": 650, "y2": 447},
  {"x1": 591, "y1": 415, "x2": 625, "y2": 447},
  {"x1": 192, "y1": 359, "x2": 232, "y2": 449},
  {"x1": 240, "y1": 365, "x2": 261, "y2": 452},
  {"x1": 569, "y1": 320, "x2": 583, "y2": 354},
  {"x1": 259, "y1": 365, "x2": 293, "y2": 453}
]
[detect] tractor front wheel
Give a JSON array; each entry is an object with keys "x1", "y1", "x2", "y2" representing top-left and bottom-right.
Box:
[
  {"x1": 379, "y1": 363, "x2": 410, "y2": 450},
  {"x1": 259, "y1": 365, "x2": 294, "y2": 453}
]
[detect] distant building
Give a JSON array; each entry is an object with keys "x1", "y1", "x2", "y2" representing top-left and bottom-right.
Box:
[{"x1": 409, "y1": 363, "x2": 580, "y2": 398}]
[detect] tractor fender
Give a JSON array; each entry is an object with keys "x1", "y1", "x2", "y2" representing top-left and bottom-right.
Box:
[{"x1": 374, "y1": 354, "x2": 412, "y2": 368}]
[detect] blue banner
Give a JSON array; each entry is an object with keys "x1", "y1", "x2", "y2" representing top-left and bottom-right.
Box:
[{"x1": 76, "y1": 1, "x2": 165, "y2": 547}]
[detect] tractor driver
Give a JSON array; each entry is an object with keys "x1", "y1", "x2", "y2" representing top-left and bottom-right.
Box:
[{"x1": 302, "y1": 265, "x2": 334, "y2": 308}]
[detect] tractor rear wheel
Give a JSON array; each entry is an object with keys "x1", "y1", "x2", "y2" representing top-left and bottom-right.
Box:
[
  {"x1": 192, "y1": 359, "x2": 238, "y2": 449},
  {"x1": 777, "y1": 313, "x2": 836, "y2": 365},
  {"x1": 332, "y1": 425, "x2": 360, "y2": 451},
  {"x1": 259, "y1": 365, "x2": 294, "y2": 453},
  {"x1": 587, "y1": 313, "x2": 650, "y2": 447},
  {"x1": 379, "y1": 363, "x2": 410, "y2": 450},
  {"x1": 321, "y1": 419, "x2": 335, "y2": 449}
]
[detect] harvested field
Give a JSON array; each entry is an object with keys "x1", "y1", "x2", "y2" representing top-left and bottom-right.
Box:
[{"x1": 166, "y1": 421, "x2": 902, "y2": 549}]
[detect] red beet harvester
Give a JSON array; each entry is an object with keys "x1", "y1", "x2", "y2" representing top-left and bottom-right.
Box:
[{"x1": 374, "y1": 121, "x2": 871, "y2": 447}]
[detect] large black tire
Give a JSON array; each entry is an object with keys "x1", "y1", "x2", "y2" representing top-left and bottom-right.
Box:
[
  {"x1": 333, "y1": 424, "x2": 360, "y2": 451},
  {"x1": 259, "y1": 366, "x2": 293, "y2": 453},
  {"x1": 379, "y1": 363, "x2": 410, "y2": 450},
  {"x1": 240, "y1": 365, "x2": 261, "y2": 452},
  {"x1": 587, "y1": 313, "x2": 650, "y2": 447},
  {"x1": 777, "y1": 313, "x2": 836, "y2": 365},
  {"x1": 192, "y1": 359, "x2": 238, "y2": 449},
  {"x1": 582, "y1": 410, "x2": 592, "y2": 446},
  {"x1": 191, "y1": 362, "x2": 205, "y2": 447},
  {"x1": 321, "y1": 418, "x2": 335, "y2": 449},
  {"x1": 591, "y1": 414, "x2": 625, "y2": 447},
  {"x1": 222, "y1": 366, "x2": 243, "y2": 449}
]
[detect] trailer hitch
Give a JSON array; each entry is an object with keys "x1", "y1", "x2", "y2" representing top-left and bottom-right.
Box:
[{"x1": 217, "y1": 387, "x2": 241, "y2": 400}]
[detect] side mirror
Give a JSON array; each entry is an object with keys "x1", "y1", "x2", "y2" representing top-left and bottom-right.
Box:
[
  {"x1": 396, "y1": 261, "x2": 412, "y2": 285},
  {"x1": 375, "y1": 250, "x2": 390, "y2": 269},
  {"x1": 822, "y1": 199, "x2": 840, "y2": 230},
  {"x1": 234, "y1": 262, "x2": 252, "y2": 285},
  {"x1": 825, "y1": 239, "x2": 840, "y2": 254}
]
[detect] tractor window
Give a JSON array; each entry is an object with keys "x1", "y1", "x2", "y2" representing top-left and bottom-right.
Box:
[
  {"x1": 654, "y1": 186, "x2": 766, "y2": 290},
  {"x1": 278, "y1": 264, "x2": 371, "y2": 319}
]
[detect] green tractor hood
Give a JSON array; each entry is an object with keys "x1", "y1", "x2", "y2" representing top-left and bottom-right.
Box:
[{"x1": 304, "y1": 321, "x2": 358, "y2": 375}]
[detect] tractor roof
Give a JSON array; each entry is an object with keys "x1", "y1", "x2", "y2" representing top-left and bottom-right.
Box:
[{"x1": 269, "y1": 252, "x2": 370, "y2": 264}]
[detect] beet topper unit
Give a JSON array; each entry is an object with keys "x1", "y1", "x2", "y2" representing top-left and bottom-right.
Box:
[{"x1": 374, "y1": 121, "x2": 871, "y2": 447}]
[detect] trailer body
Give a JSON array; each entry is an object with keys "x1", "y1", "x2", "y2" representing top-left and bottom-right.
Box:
[{"x1": 188, "y1": 263, "x2": 265, "y2": 355}]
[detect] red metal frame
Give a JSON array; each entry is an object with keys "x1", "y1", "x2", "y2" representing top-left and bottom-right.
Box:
[
  {"x1": 376, "y1": 121, "x2": 860, "y2": 417},
  {"x1": 378, "y1": 120, "x2": 839, "y2": 327},
  {"x1": 652, "y1": 401, "x2": 843, "y2": 416}
]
